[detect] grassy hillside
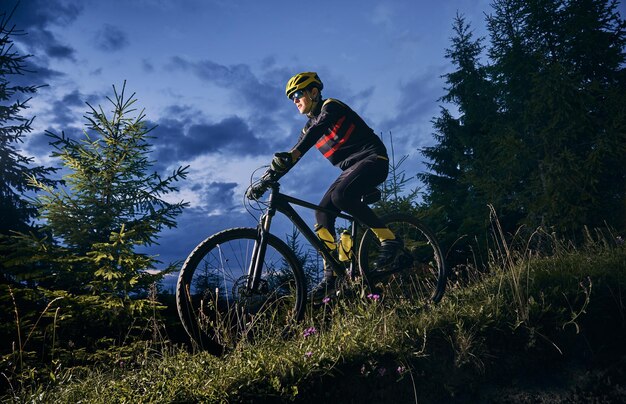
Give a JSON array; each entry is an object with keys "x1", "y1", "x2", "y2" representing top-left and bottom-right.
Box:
[{"x1": 5, "y1": 237, "x2": 626, "y2": 403}]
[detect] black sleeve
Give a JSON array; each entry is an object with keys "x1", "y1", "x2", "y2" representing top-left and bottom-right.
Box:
[{"x1": 292, "y1": 101, "x2": 343, "y2": 156}]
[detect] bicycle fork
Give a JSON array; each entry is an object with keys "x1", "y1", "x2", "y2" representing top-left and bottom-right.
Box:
[{"x1": 246, "y1": 211, "x2": 273, "y2": 291}]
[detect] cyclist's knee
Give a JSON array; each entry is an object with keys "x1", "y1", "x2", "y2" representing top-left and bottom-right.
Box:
[{"x1": 315, "y1": 211, "x2": 327, "y2": 226}]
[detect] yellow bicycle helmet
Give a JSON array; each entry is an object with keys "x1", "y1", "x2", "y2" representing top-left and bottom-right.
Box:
[{"x1": 285, "y1": 72, "x2": 323, "y2": 99}]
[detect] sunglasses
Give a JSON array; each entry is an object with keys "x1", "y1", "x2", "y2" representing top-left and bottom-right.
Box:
[{"x1": 290, "y1": 90, "x2": 306, "y2": 100}]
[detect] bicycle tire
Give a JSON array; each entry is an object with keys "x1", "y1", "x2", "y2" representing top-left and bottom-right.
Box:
[
  {"x1": 358, "y1": 213, "x2": 447, "y2": 303},
  {"x1": 176, "y1": 227, "x2": 306, "y2": 354}
]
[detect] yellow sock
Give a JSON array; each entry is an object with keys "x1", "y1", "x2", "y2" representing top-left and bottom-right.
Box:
[
  {"x1": 315, "y1": 225, "x2": 337, "y2": 250},
  {"x1": 371, "y1": 227, "x2": 396, "y2": 242}
]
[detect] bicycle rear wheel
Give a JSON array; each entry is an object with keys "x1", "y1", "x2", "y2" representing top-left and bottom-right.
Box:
[
  {"x1": 358, "y1": 213, "x2": 446, "y2": 303},
  {"x1": 176, "y1": 227, "x2": 306, "y2": 354}
]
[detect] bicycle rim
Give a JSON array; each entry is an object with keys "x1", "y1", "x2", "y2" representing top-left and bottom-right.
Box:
[
  {"x1": 176, "y1": 228, "x2": 305, "y2": 353},
  {"x1": 358, "y1": 213, "x2": 447, "y2": 304}
]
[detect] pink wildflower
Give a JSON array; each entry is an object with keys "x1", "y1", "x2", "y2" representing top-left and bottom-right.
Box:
[{"x1": 303, "y1": 327, "x2": 317, "y2": 338}]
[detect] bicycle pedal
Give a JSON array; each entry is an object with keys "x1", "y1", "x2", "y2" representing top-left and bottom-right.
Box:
[
  {"x1": 368, "y1": 267, "x2": 402, "y2": 283},
  {"x1": 369, "y1": 255, "x2": 412, "y2": 282}
]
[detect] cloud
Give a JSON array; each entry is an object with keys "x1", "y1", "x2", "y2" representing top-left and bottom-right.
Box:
[
  {"x1": 8, "y1": 0, "x2": 82, "y2": 61},
  {"x1": 142, "y1": 59, "x2": 155, "y2": 73},
  {"x1": 378, "y1": 67, "x2": 445, "y2": 150},
  {"x1": 27, "y1": 29, "x2": 75, "y2": 59},
  {"x1": 94, "y1": 24, "x2": 129, "y2": 51},
  {"x1": 169, "y1": 57, "x2": 246, "y2": 86},
  {"x1": 164, "y1": 57, "x2": 300, "y2": 154},
  {"x1": 24, "y1": 88, "x2": 108, "y2": 158},
  {"x1": 167, "y1": 56, "x2": 282, "y2": 112},
  {"x1": 9, "y1": 0, "x2": 82, "y2": 28},
  {"x1": 23, "y1": 131, "x2": 56, "y2": 159},
  {"x1": 190, "y1": 118, "x2": 267, "y2": 154},
  {"x1": 11, "y1": 58, "x2": 64, "y2": 87},
  {"x1": 344, "y1": 86, "x2": 376, "y2": 119},
  {"x1": 48, "y1": 89, "x2": 101, "y2": 127},
  {"x1": 59, "y1": 89, "x2": 86, "y2": 107},
  {"x1": 202, "y1": 181, "x2": 238, "y2": 211},
  {"x1": 150, "y1": 114, "x2": 272, "y2": 169}
]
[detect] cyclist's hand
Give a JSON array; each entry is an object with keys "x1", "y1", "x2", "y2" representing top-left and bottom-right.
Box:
[
  {"x1": 246, "y1": 182, "x2": 268, "y2": 200},
  {"x1": 270, "y1": 152, "x2": 294, "y2": 174}
]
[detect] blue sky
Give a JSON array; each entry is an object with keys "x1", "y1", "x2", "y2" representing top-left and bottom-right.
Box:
[{"x1": 10, "y1": 0, "x2": 625, "y2": 286}]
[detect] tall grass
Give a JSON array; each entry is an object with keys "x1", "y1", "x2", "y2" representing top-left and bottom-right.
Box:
[
  {"x1": 4, "y1": 230, "x2": 626, "y2": 403},
  {"x1": 2, "y1": 286, "x2": 65, "y2": 397}
]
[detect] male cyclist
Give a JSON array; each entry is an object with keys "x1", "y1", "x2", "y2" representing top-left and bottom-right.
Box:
[{"x1": 257, "y1": 72, "x2": 403, "y2": 300}]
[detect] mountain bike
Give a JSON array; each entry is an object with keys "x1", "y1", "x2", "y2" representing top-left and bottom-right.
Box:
[{"x1": 176, "y1": 168, "x2": 447, "y2": 354}]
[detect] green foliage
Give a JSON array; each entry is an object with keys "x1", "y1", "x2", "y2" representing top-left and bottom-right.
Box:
[
  {"x1": 0, "y1": 6, "x2": 56, "y2": 236},
  {"x1": 35, "y1": 84, "x2": 189, "y2": 254},
  {"x1": 9, "y1": 237, "x2": 625, "y2": 402},
  {"x1": 420, "y1": 14, "x2": 497, "y2": 268},
  {"x1": 18, "y1": 83, "x2": 189, "y2": 292},
  {"x1": 485, "y1": 0, "x2": 626, "y2": 235},
  {"x1": 0, "y1": 83, "x2": 189, "y2": 383},
  {"x1": 421, "y1": 1, "x2": 626, "y2": 269},
  {"x1": 376, "y1": 132, "x2": 422, "y2": 215}
]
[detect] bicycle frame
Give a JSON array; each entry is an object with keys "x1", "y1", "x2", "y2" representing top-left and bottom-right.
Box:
[{"x1": 247, "y1": 180, "x2": 361, "y2": 290}]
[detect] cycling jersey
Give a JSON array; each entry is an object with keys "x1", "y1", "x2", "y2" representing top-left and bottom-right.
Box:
[{"x1": 293, "y1": 98, "x2": 387, "y2": 170}]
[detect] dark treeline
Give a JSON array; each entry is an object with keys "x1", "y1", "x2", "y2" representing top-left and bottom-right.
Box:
[
  {"x1": 419, "y1": 0, "x2": 626, "y2": 270},
  {"x1": 0, "y1": 0, "x2": 625, "y2": 393}
]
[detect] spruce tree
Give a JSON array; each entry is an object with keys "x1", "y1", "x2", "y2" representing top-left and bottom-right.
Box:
[
  {"x1": 0, "y1": 7, "x2": 56, "y2": 236},
  {"x1": 33, "y1": 82, "x2": 188, "y2": 294},
  {"x1": 3, "y1": 83, "x2": 189, "y2": 351},
  {"x1": 486, "y1": 0, "x2": 626, "y2": 237},
  {"x1": 420, "y1": 1, "x2": 625, "y2": 269},
  {"x1": 419, "y1": 14, "x2": 497, "y2": 267}
]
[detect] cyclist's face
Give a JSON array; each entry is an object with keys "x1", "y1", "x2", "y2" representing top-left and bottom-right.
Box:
[{"x1": 293, "y1": 89, "x2": 314, "y2": 114}]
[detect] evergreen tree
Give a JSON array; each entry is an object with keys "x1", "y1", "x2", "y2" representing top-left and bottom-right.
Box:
[
  {"x1": 419, "y1": 14, "x2": 497, "y2": 267},
  {"x1": 33, "y1": 82, "x2": 188, "y2": 293},
  {"x1": 3, "y1": 83, "x2": 189, "y2": 351},
  {"x1": 0, "y1": 5, "x2": 59, "y2": 370},
  {"x1": 421, "y1": 1, "x2": 626, "y2": 270},
  {"x1": 0, "y1": 6, "x2": 56, "y2": 237},
  {"x1": 486, "y1": 0, "x2": 626, "y2": 237}
]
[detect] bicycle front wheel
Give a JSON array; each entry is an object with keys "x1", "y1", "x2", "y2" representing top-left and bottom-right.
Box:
[
  {"x1": 358, "y1": 213, "x2": 447, "y2": 304},
  {"x1": 176, "y1": 227, "x2": 306, "y2": 354}
]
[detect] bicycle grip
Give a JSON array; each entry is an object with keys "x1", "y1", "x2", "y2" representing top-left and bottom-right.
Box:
[{"x1": 247, "y1": 183, "x2": 267, "y2": 199}]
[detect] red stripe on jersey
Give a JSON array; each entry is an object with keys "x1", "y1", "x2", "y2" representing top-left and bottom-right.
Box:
[
  {"x1": 316, "y1": 116, "x2": 346, "y2": 149},
  {"x1": 322, "y1": 123, "x2": 355, "y2": 158}
]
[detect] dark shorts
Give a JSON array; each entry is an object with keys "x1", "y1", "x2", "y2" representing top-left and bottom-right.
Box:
[{"x1": 315, "y1": 155, "x2": 388, "y2": 233}]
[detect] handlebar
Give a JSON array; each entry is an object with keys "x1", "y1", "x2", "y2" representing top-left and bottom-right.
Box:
[{"x1": 246, "y1": 169, "x2": 281, "y2": 200}]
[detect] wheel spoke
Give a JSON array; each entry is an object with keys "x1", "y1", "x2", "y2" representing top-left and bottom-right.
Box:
[
  {"x1": 176, "y1": 228, "x2": 305, "y2": 353},
  {"x1": 358, "y1": 213, "x2": 446, "y2": 304}
]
